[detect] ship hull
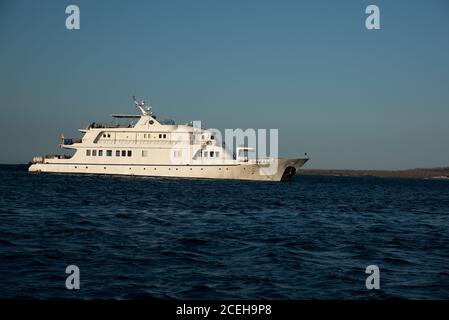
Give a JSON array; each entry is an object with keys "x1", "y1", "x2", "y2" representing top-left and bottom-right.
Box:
[{"x1": 28, "y1": 158, "x2": 308, "y2": 182}]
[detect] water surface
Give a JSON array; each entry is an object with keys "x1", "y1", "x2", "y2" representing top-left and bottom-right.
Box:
[{"x1": 0, "y1": 165, "x2": 448, "y2": 299}]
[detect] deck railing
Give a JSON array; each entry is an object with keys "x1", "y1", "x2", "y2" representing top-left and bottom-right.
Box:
[
  {"x1": 62, "y1": 138, "x2": 82, "y2": 145},
  {"x1": 87, "y1": 122, "x2": 135, "y2": 129},
  {"x1": 95, "y1": 139, "x2": 191, "y2": 145},
  {"x1": 32, "y1": 155, "x2": 72, "y2": 163}
]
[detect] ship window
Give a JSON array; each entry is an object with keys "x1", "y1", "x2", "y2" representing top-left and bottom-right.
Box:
[
  {"x1": 107, "y1": 134, "x2": 111, "y2": 138},
  {"x1": 142, "y1": 150, "x2": 148, "y2": 157},
  {"x1": 92, "y1": 150, "x2": 97, "y2": 156},
  {"x1": 210, "y1": 151, "x2": 214, "y2": 157},
  {"x1": 203, "y1": 151, "x2": 208, "y2": 157},
  {"x1": 116, "y1": 150, "x2": 120, "y2": 157},
  {"x1": 216, "y1": 151, "x2": 220, "y2": 158},
  {"x1": 86, "y1": 149, "x2": 91, "y2": 156},
  {"x1": 159, "y1": 134, "x2": 162, "y2": 138},
  {"x1": 106, "y1": 150, "x2": 112, "y2": 157},
  {"x1": 103, "y1": 134, "x2": 106, "y2": 138},
  {"x1": 121, "y1": 150, "x2": 126, "y2": 157},
  {"x1": 173, "y1": 150, "x2": 180, "y2": 158},
  {"x1": 98, "y1": 150, "x2": 103, "y2": 156},
  {"x1": 144, "y1": 134, "x2": 146, "y2": 138},
  {"x1": 127, "y1": 150, "x2": 132, "y2": 157},
  {"x1": 163, "y1": 134, "x2": 167, "y2": 138},
  {"x1": 211, "y1": 136, "x2": 214, "y2": 140},
  {"x1": 149, "y1": 120, "x2": 154, "y2": 125}
]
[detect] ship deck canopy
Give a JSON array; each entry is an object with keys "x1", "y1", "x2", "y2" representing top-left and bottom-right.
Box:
[{"x1": 111, "y1": 114, "x2": 142, "y2": 119}]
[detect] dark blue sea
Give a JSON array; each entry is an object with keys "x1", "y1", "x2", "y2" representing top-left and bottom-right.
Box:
[{"x1": 0, "y1": 165, "x2": 448, "y2": 299}]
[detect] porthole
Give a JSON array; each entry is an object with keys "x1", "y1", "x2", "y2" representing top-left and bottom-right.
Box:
[
  {"x1": 149, "y1": 120, "x2": 154, "y2": 125},
  {"x1": 104, "y1": 167, "x2": 106, "y2": 169}
]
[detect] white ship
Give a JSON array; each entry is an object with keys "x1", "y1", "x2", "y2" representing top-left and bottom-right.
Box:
[{"x1": 29, "y1": 98, "x2": 308, "y2": 181}]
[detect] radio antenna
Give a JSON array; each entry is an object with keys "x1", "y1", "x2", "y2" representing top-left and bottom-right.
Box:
[{"x1": 133, "y1": 96, "x2": 152, "y2": 116}]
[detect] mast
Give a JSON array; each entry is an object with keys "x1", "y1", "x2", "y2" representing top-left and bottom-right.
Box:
[{"x1": 133, "y1": 96, "x2": 152, "y2": 116}]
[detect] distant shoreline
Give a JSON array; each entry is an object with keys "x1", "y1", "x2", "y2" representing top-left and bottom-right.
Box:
[{"x1": 301, "y1": 167, "x2": 449, "y2": 180}]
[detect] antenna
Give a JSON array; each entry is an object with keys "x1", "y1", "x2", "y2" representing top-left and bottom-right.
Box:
[{"x1": 132, "y1": 96, "x2": 152, "y2": 116}]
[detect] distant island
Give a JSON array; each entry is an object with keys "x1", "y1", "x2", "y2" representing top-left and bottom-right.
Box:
[{"x1": 301, "y1": 167, "x2": 449, "y2": 180}]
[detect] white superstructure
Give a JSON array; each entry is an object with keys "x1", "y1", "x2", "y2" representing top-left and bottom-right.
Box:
[{"x1": 29, "y1": 98, "x2": 308, "y2": 181}]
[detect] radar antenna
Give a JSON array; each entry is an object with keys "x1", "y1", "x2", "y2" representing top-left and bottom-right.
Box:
[{"x1": 133, "y1": 96, "x2": 152, "y2": 116}]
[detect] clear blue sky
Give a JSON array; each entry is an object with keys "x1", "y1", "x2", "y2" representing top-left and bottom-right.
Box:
[{"x1": 1, "y1": 0, "x2": 448, "y2": 169}]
